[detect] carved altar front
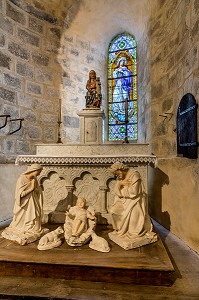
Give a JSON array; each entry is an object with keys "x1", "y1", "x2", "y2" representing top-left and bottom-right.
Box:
[{"x1": 16, "y1": 144, "x2": 156, "y2": 224}]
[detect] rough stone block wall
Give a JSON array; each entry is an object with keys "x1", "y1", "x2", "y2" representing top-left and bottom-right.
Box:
[
  {"x1": 0, "y1": 0, "x2": 152, "y2": 226},
  {"x1": 59, "y1": 32, "x2": 107, "y2": 143},
  {"x1": 150, "y1": 0, "x2": 199, "y2": 157},
  {"x1": 149, "y1": 0, "x2": 199, "y2": 254},
  {"x1": 0, "y1": 164, "x2": 25, "y2": 225},
  {"x1": 58, "y1": 0, "x2": 151, "y2": 144},
  {"x1": 137, "y1": 23, "x2": 151, "y2": 143},
  {"x1": 0, "y1": 0, "x2": 63, "y2": 162}
]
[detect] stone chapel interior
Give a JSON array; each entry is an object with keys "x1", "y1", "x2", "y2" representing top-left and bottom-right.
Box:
[{"x1": 0, "y1": 0, "x2": 199, "y2": 270}]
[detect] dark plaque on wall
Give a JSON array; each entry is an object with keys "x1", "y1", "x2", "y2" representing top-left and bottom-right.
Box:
[{"x1": 177, "y1": 93, "x2": 198, "y2": 159}]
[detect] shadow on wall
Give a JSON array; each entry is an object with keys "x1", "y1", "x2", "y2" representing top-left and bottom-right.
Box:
[{"x1": 148, "y1": 167, "x2": 171, "y2": 232}]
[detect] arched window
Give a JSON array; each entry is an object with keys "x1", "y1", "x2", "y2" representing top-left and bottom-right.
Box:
[{"x1": 107, "y1": 33, "x2": 137, "y2": 142}]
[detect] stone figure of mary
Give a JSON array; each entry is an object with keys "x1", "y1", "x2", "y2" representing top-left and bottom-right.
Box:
[
  {"x1": 112, "y1": 57, "x2": 133, "y2": 122},
  {"x1": 2, "y1": 163, "x2": 48, "y2": 245},
  {"x1": 113, "y1": 57, "x2": 132, "y2": 101}
]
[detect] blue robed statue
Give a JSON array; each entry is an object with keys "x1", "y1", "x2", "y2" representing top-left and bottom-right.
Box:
[{"x1": 112, "y1": 57, "x2": 133, "y2": 122}]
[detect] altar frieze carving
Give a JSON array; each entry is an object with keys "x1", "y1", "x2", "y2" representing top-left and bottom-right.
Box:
[{"x1": 16, "y1": 155, "x2": 157, "y2": 167}]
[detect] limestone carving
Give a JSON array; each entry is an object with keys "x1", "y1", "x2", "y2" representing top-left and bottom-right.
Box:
[
  {"x1": 85, "y1": 120, "x2": 97, "y2": 143},
  {"x1": 73, "y1": 173, "x2": 99, "y2": 206},
  {"x1": 107, "y1": 179, "x2": 116, "y2": 211},
  {"x1": 16, "y1": 155, "x2": 157, "y2": 166},
  {"x1": 37, "y1": 226, "x2": 64, "y2": 250},
  {"x1": 1, "y1": 164, "x2": 48, "y2": 245},
  {"x1": 108, "y1": 162, "x2": 158, "y2": 250},
  {"x1": 17, "y1": 143, "x2": 156, "y2": 158},
  {"x1": 42, "y1": 172, "x2": 68, "y2": 210},
  {"x1": 89, "y1": 232, "x2": 110, "y2": 252},
  {"x1": 64, "y1": 197, "x2": 96, "y2": 246}
]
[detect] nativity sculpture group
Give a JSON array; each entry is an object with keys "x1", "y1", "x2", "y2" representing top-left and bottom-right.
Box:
[
  {"x1": 1, "y1": 162, "x2": 157, "y2": 252},
  {"x1": 1, "y1": 71, "x2": 157, "y2": 251}
]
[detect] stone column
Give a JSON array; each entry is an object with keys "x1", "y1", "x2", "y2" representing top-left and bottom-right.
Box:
[
  {"x1": 99, "y1": 186, "x2": 108, "y2": 213},
  {"x1": 66, "y1": 185, "x2": 74, "y2": 207}
]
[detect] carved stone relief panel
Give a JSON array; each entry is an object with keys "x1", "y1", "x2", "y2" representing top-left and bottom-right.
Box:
[
  {"x1": 73, "y1": 172, "x2": 100, "y2": 208},
  {"x1": 107, "y1": 179, "x2": 116, "y2": 212},
  {"x1": 85, "y1": 119, "x2": 97, "y2": 143},
  {"x1": 41, "y1": 172, "x2": 68, "y2": 212},
  {"x1": 36, "y1": 163, "x2": 149, "y2": 224},
  {"x1": 137, "y1": 166, "x2": 147, "y2": 190}
]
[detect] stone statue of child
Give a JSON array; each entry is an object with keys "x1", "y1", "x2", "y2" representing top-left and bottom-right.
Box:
[
  {"x1": 67, "y1": 197, "x2": 95, "y2": 237},
  {"x1": 64, "y1": 197, "x2": 96, "y2": 246}
]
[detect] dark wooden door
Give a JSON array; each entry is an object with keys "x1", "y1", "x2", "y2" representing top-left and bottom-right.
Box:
[{"x1": 177, "y1": 93, "x2": 198, "y2": 159}]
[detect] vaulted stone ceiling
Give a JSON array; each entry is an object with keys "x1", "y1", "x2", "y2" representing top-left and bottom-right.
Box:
[{"x1": 9, "y1": 0, "x2": 77, "y2": 24}]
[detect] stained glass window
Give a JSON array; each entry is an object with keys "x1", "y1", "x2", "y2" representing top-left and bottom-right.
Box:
[{"x1": 108, "y1": 33, "x2": 137, "y2": 142}]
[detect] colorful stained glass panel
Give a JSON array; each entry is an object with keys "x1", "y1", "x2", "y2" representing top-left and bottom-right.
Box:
[
  {"x1": 109, "y1": 123, "x2": 137, "y2": 141},
  {"x1": 108, "y1": 33, "x2": 137, "y2": 141}
]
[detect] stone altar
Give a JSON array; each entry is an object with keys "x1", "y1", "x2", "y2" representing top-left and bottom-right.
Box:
[{"x1": 16, "y1": 144, "x2": 157, "y2": 224}]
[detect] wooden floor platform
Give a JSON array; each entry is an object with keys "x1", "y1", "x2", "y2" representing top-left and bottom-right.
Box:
[{"x1": 0, "y1": 224, "x2": 174, "y2": 286}]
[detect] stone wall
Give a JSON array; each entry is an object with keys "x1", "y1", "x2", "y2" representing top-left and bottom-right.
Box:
[
  {"x1": 0, "y1": 0, "x2": 63, "y2": 163},
  {"x1": 137, "y1": 16, "x2": 151, "y2": 142},
  {"x1": 12, "y1": 0, "x2": 76, "y2": 25},
  {"x1": 0, "y1": 164, "x2": 26, "y2": 226},
  {"x1": 0, "y1": 0, "x2": 152, "y2": 225},
  {"x1": 150, "y1": 0, "x2": 199, "y2": 157},
  {"x1": 58, "y1": 0, "x2": 151, "y2": 143},
  {"x1": 149, "y1": 0, "x2": 199, "y2": 254},
  {"x1": 0, "y1": 0, "x2": 198, "y2": 256},
  {"x1": 0, "y1": 0, "x2": 152, "y2": 155}
]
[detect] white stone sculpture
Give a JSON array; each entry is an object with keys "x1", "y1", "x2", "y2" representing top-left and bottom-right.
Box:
[
  {"x1": 37, "y1": 226, "x2": 64, "y2": 250},
  {"x1": 64, "y1": 197, "x2": 96, "y2": 246},
  {"x1": 89, "y1": 232, "x2": 110, "y2": 252},
  {"x1": 108, "y1": 162, "x2": 158, "y2": 250},
  {"x1": 1, "y1": 164, "x2": 48, "y2": 245}
]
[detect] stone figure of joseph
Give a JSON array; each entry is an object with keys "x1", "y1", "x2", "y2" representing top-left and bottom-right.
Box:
[
  {"x1": 109, "y1": 162, "x2": 153, "y2": 239},
  {"x1": 10, "y1": 163, "x2": 43, "y2": 234}
]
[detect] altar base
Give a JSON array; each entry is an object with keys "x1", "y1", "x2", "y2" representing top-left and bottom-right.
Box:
[
  {"x1": 16, "y1": 143, "x2": 157, "y2": 225},
  {"x1": 0, "y1": 224, "x2": 174, "y2": 286}
]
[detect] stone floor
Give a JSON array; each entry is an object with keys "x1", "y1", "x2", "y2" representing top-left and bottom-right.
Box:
[{"x1": 0, "y1": 220, "x2": 199, "y2": 299}]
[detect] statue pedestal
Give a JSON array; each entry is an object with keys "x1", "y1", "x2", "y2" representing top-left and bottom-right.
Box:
[{"x1": 77, "y1": 108, "x2": 104, "y2": 144}]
